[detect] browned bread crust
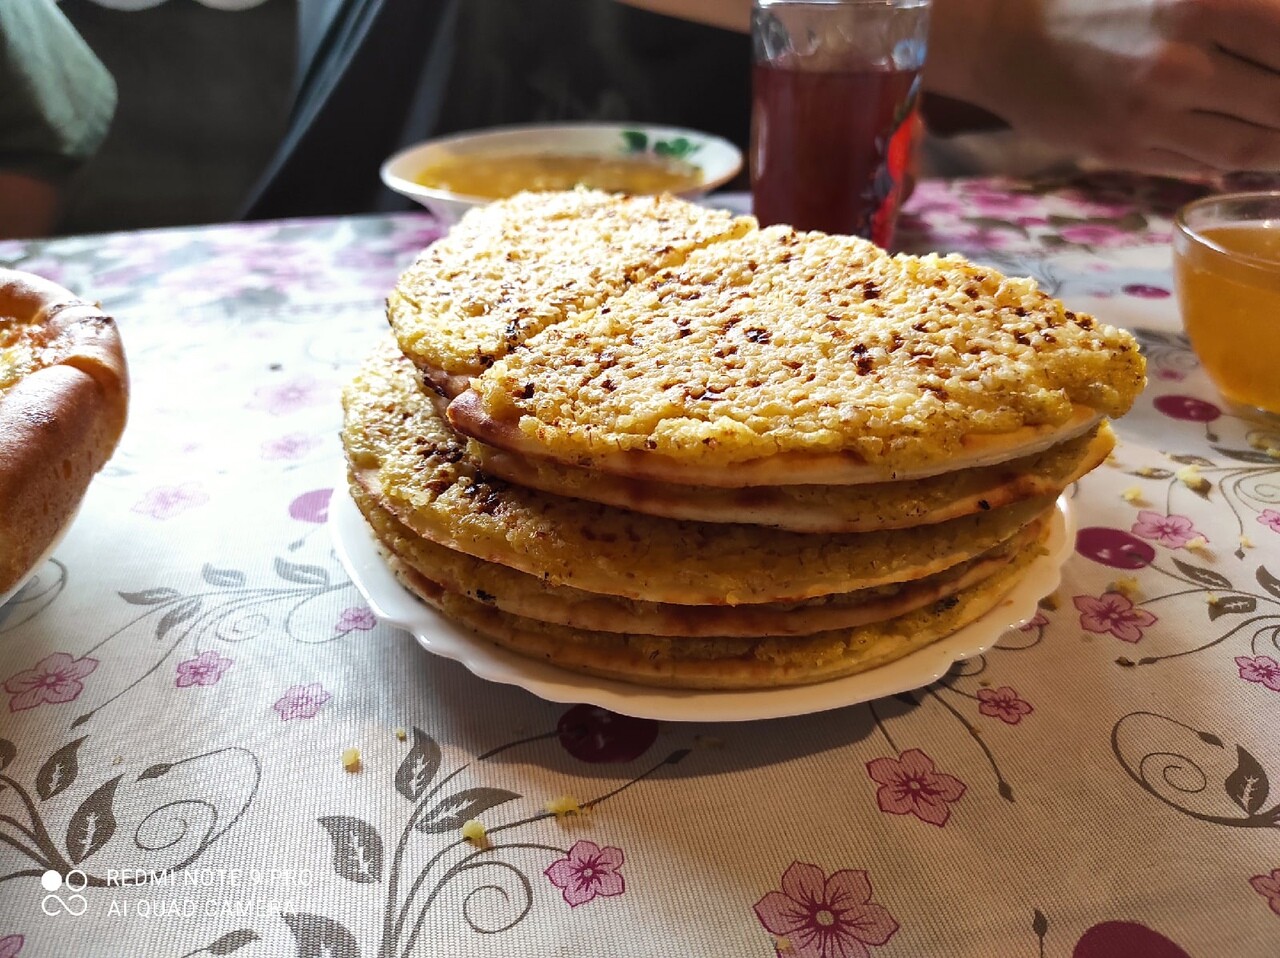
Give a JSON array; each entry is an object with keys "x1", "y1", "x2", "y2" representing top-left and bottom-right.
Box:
[{"x1": 0, "y1": 269, "x2": 129, "y2": 595}]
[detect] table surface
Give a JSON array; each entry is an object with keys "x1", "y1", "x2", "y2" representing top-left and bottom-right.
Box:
[{"x1": 1, "y1": 174, "x2": 1278, "y2": 958}]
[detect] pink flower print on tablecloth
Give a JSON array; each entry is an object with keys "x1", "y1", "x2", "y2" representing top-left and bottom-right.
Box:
[
  {"x1": 335, "y1": 606, "x2": 376, "y2": 633},
  {"x1": 557, "y1": 704, "x2": 658, "y2": 763},
  {"x1": 754, "y1": 861, "x2": 899, "y2": 958},
  {"x1": 977, "y1": 686, "x2": 1034, "y2": 725},
  {"x1": 865, "y1": 749, "x2": 966, "y2": 827},
  {"x1": 544, "y1": 840, "x2": 625, "y2": 906},
  {"x1": 1154, "y1": 395, "x2": 1221, "y2": 423},
  {"x1": 1121, "y1": 283, "x2": 1171, "y2": 299},
  {"x1": 1258, "y1": 509, "x2": 1280, "y2": 535},
  {"x1": 273, "y1": 682, "x2": 331, "y2": 720},
  {"x1": 4, "y1": 653, "x2": 98, "y2": 712},
  {"x1": 1131, "y1": 511, "x2": 1203, "y2": 549},
  {"x1": 248, "y1": 375, "x2": 329, "y2": 416},
  {"x1": 175, "y1": 651, "x2": 233, "y2": 688},
  {"x1": 132, "y1": 483, "x2": 209, "y2": 520},
  {"x1": 0, "y1": 936, "x2": 23, "y2": 958},
  {"x1": 1074, "y1": 592, "x2": 1158, "y2": 643},
  {"x1": 261, "y1": 432, "x2": 321, "y2": 461},
  {"x1": 1236, "y1": 656, "x2": 1280, "y2": 692},
  {"x1": 289, "y1": 488, "x2": 333, "y2": 523},
  {"x1": 1058, "y1": 223, "x2": 1131, "y2": 245},
  {"x1": 1249, "y1": 869, "x2": 1280, "y2": 916}
]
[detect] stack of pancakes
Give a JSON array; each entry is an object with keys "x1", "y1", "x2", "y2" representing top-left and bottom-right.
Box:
[{"x1": 341, "y1": 190, "x2": 1144, "y2": 690}]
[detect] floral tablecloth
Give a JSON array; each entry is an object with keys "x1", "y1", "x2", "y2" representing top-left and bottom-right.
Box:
[{"x1": 1, "y1": 175, "x2": 1278, "y2": 958}]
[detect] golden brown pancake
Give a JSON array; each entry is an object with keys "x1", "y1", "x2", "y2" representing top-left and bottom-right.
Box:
[
  {"x1": 385, "y1": 543, "x2": 1045, "y2": 690},
  {"x1": 354, "y1": 476, "x2": 1046, "y2": 637},
  {"x1": 449, "y1": 223, "x2": 1143, "y2": 485},
  {"x1": 386, "y1": 189, "x2": 753, "y2": 394},
  {"x1": 342, "y1": 343, "x2": 1053, "y2": 606},
  {"x1": 464, "y1": 423, "x2": 1112, "y2": 531}
]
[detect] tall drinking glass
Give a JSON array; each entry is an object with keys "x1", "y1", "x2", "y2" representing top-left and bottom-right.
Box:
[{"x1": 750, "y1": 0, "x2": 930, "y2": 247}]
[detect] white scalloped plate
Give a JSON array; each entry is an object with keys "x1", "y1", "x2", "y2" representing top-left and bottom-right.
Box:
[{"x1": 332, "y1": 488, "x2": 1074, "y2": 722}]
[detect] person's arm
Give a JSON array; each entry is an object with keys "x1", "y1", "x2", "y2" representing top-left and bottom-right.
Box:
[
  {"x1": 925, "y1": 0, "x2": 1280, "y2": 176},
  {"x1": 0, "y1": 0, "x2": 116, "y2": 239},
  {"x1": 0, "y1": 172, "x2": 61, "y2": 240},
  {"x1": 618, "y1": 0, "x2": 1280, "y2": 175}
]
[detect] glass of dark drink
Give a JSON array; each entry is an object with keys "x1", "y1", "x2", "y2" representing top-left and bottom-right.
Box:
[{"x1": 751, "y1": 0, "x2": 930, "y2": 247}]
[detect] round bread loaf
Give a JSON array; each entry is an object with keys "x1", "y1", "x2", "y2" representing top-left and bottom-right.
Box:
[{"x1": 1, "y1": 269, "x2": 129, "y2": 596}]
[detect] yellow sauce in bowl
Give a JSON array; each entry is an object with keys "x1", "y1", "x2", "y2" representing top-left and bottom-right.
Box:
[{"x1": 413, "y1": 152, "x2": 704, "y2": 199}]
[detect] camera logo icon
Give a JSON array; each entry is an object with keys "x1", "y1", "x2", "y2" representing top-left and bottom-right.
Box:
[{"x1": 40, "y1": 869, "x2": 88, "y2": 917}]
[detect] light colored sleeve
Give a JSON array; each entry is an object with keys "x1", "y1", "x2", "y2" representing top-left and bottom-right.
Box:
[{"x1": 0, "y1": 0, "x2": 117, "y2": 182}]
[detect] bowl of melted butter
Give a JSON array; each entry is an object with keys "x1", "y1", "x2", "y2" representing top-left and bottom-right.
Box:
[{"x1": 380, "y1": 123, "x2": 742, "y2": 223}]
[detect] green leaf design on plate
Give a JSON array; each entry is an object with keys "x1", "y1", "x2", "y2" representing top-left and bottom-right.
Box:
[
  {"x1": 654, "y1": 136, "x2": 701, "y2": 159},
  {"x1": 621, "y1": 131, "x2": 702, "y2": 160},
  {"x1": 621, "y1": 130, "x2": 648, "y2": 152}
]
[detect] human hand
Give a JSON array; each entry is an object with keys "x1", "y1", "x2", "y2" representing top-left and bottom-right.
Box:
[{"x1": 927, "y1": 0, "x2": 1280, "y2": 175}]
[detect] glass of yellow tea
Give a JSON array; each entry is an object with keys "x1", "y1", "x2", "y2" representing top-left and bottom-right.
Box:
[{"x1": 1173, "y1": 192, "x2": 1280, "y2": 416}]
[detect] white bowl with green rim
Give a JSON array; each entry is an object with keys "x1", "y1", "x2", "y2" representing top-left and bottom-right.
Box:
[{"x1": 380, "y1": 122, "x2": 743, "y2": 224}]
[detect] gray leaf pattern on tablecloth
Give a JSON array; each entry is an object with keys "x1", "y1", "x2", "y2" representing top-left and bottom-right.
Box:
[
  {"x1": 1258, "y1": 566, "x2": 1280, "y2": 601},
  {"x1": 414, "y1": 787, "x2": 520, "y2": 834},
  {"x1": 283, "y1": 912, "x2": 360, "y2": 958},
  {"x1": 274, "y1": 557, "x2": 330, "y2": 587},
  {"x1": 394, "y1": 728, "x2": 441, "y2": 802},
  {"x1": 119, "y1": 587, "x2": 183, "y2": 605},
  {"x1": 156, "y1": 598, "x2": 202, "y2": 641},
  {"x1": 1172, "y1": 557, "x2": 1233, "y2": 592},
  {"x1": 206, "y1": 929, "x2": 260, "y2": 955},
  {"x1": 318, "y1": 815, "x2": 385, "y2": 884},
  {"x1": 1208, "y1": 595, "x2": 1257, "y2": 621},
  {"x1": 36, "y1": 736, "x2": 87, "y2": 800},
  {"x1": 202, "y1": 563, "x2": 248, "y2": 588},
  {"x1": 1226, "y1": 746, "x2": 1271, "y2": 815},
  {"x1": 66, "y1": 773, "x2": 121, "y2": 864}
]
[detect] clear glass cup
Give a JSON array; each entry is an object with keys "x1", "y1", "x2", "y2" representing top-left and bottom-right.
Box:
[
  {"x1": 750, "y1": 0, "x2": 930, "y2": 247},
  {"x1": 1173, "y1": 192, "x2": 1280, "y2": 416}
]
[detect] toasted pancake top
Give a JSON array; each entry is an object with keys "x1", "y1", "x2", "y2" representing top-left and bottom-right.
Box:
[
  {"x1": 387, "y1": 189, "x2": 753, "y2": 384},
  {"x1": 459, "y1": 224, "x2": 1145, "y2": 474}
]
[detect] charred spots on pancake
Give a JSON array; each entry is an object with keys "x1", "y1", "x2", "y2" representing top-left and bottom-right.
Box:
[
  {"x1": 744, "y1": 327, "x2": 771, "y2": 344},
  {"x1": 521, "y1": 382, "x2": 535, "y2": 400},
  {"x1": 935, "y1": 595, "x2": 961, "y2": 612},
  {"x1": 462, "y1": 476, "x2": 508, "y2": 514},
  {"x1": 851, "y1": 343, "x2": 875, "y2": 376},
  {"x1": 421, "y1": 373, "x2": 448, "y2": 399},
  {"x1": 474, "y1": 589, "x2": 496, "y2": 604},
  {"x1": 978, "y1": 499, "x2": 992, "y2": 511}
]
